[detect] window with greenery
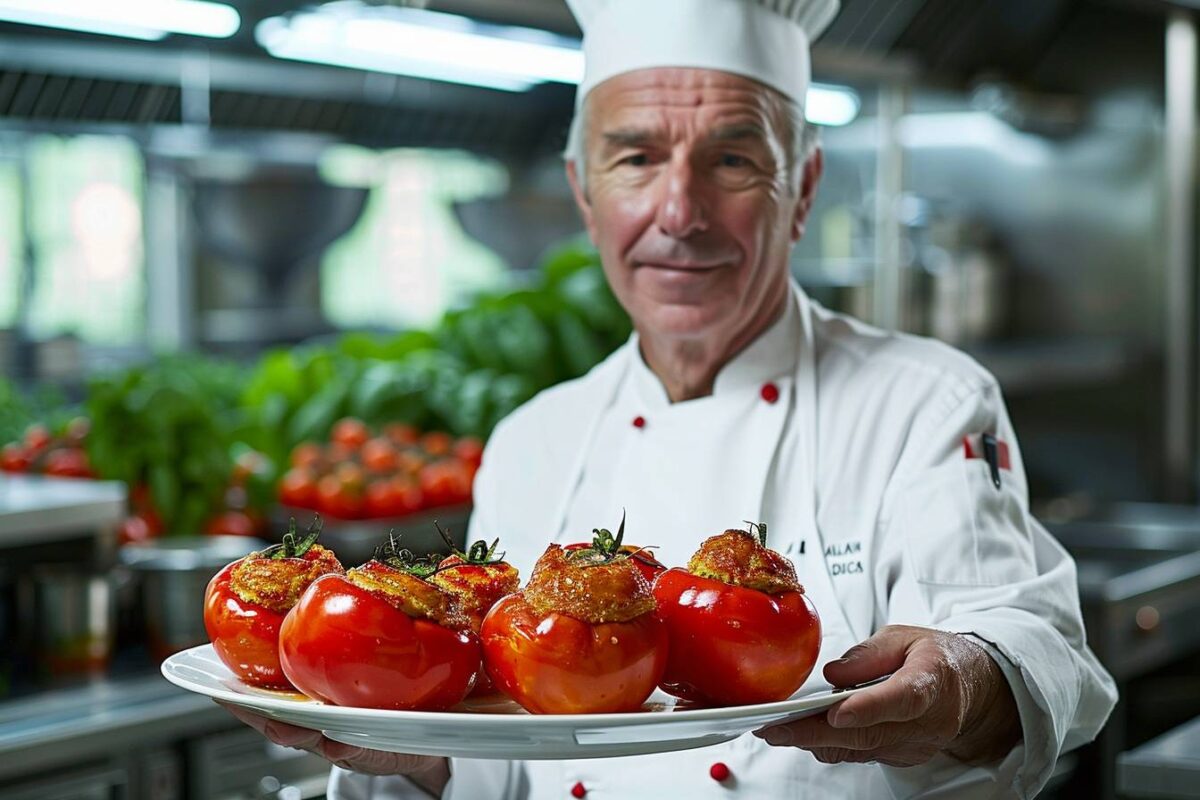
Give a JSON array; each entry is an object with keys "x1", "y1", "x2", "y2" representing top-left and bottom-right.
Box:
[
  {"x1": 319, "y1": 146, "x2": 510, "y2": 330},
  {"x1": 0, "y1": 160, "x2": 19, "y2": 330},
  {"x1": 25, "y1": 135, "x2": 145, "y2": 345}
]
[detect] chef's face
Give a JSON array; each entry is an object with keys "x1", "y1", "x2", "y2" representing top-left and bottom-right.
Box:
[{"x1": 567, "y1": 68, "x2": 822, "y2": 343}]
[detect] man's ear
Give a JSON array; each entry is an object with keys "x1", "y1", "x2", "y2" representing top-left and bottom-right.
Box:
[
  {"x1": 791, "y1": 147, "x2": 825, "y2": 243},
  {"x1": 566, "y1": 160, "x2": 598, "y2": 243}
]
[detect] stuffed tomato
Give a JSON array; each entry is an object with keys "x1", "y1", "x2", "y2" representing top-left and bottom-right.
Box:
[
  {"x1": 279, "y1": 536, "x2": 480, "y2": 711},
  {"x1": 203, "y1": 517, "x2": 343, "y2": 689},
  {"x1": 653, "y1": 522, "x2": 821, "y2": 706},
  {"x1": 481, "y1": 516, "x2": 668, "y2": 714}
]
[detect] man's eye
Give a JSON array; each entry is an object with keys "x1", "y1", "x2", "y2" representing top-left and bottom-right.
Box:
[
  {"x1": 720, "y1": 154, "x2": 751, "y2": 168},
  {"x1": 621, "y1": 154, "x2": 649, "y2": 167}
]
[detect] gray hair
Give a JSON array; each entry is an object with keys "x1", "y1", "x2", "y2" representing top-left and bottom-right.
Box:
[{"x1": 563, "y1": 89, "x2": 820, "y2": 195}]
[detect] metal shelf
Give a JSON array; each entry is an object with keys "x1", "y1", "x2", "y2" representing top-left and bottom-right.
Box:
[
  {"x1": 0, "y1": 671, "x2": 226, "y2": 782},
  {"x1": 967, "y1": 338, "x2": 1139, "y2": 394},
  {"x1": 0, "y1": 475, "x2": 125, "y2": 546},
  {"x1": 0, "y1": 474, "x2": 125, "y2": 544}
]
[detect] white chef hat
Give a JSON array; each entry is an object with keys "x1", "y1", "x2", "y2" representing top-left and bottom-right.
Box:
[{"x1": 565, "y1": 0, "x2": 840, "y2": 112}]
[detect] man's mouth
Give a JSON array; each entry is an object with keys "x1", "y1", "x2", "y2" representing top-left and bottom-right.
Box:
[{"x1": 636, "y1": 262, "x2": 726, "y2": 272}]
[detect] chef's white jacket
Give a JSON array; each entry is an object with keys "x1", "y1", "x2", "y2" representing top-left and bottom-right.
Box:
[{"x1": 330, "y1": 283, "x2": 1116, "y2": 799}]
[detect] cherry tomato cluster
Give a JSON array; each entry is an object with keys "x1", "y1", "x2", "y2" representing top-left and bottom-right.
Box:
[
  {"x1": 277, "y1": 418, "x2": 482, "y2": 521},
  {"x1": 1, "y1": 419, "x2": 94, "y2": 478},
  {"x1": 204, "y1": 516, "x2": 823, "y2": 716}
]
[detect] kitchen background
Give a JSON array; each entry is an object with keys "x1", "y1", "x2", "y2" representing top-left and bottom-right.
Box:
[{"x1": 0, "y1": 0, "x2": 1198, "y2": 798}]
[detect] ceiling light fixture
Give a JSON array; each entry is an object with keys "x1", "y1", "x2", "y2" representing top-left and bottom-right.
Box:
[
  {"x1": 257, "y1": 1, "x2": 861, "y2": 125},
  {"x1": 0, "y1": 0, "x2": 240, "y2": 40},
  {"x1": 257, "y1": 3, "x2": 583, "y2": 93},
  {"x1": 806, "y1": 84, "x2": 861, "y2": 127}
]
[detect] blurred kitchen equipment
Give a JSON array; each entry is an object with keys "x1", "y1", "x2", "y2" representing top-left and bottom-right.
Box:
[
  {"x1": 452, "y1": 191, "x2": 584, "y2": 272},
  {"x1": 21, "y1": 565, "x2": 118, "y2": 677},
  {"x1": 191, "y1": 165, "x2": 368, "y2": 349},
  {"x1": 1047, "y1": 503, "x2": 1200, "y2": 800},
  {"x1": 1118, "y1": 714, "x2": 1200, "y2": 799},
  {"x1": 903, "y1": 197, "x2": 1010, "y2": 345},
  {"x1": 970, "y1": 79, "x2": 1085, "y2": 139},
  {"x1": 119, "y1": 535, "x2": 268, "y2": 661}
]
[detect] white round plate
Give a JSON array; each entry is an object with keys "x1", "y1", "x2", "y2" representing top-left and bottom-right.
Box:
[{"x1": 163, "y1": 644, "x2": 865, "y2": 760}]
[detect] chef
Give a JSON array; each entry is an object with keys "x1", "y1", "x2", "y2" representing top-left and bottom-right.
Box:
[{"x1": 222, "y1": 0, "x2": 1117, "y2": 796}]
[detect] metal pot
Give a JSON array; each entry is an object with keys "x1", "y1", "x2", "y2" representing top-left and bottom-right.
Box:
[
  {"x1": 120, "y1": 536, "x2": 268, "y2": 661},
  {"x1": 23, "y1": 565, "x2": 119, "y2": 676}
]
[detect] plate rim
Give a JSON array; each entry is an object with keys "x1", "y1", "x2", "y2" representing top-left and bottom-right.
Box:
[{"x1": 163, "y1": 643, "x2": 858, "y2": 727}]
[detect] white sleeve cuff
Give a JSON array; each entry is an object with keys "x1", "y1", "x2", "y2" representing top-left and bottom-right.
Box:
[
  {"x1": 444, "y1": 758, "x2": 518, "y2": 800},
  {"x1": 958, "y1": 632, "x2": 1047, "y2": 798},
  {"x1": 327, "y1": 760, "x2": 517, "y2": 800},
  {"x1": 873, "y1": 626, "x2": 1056, "y2": 800}
]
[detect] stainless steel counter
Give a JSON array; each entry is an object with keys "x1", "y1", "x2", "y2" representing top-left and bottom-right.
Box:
[
  {"x1": 0, "y1": 672, "x2": 228, "y2": 782},
  {"x1": 1119, "y1": 716, "x2": 1200, "y2": 798},
  {"x1": 0, "y1": 668, "x2": 331, "y2": 799},
  {"x1": 0, "y1": 475, "x2": 125, "y2": 545}
]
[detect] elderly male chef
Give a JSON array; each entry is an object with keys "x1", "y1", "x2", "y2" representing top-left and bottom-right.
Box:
[{"x1": 223, "y1": 0, "x2": 1117, "y2": 797}]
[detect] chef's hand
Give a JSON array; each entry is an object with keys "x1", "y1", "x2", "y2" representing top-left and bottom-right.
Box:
[
  {"x1": 753, "y1": 625, "x2": 1021, "y2": 768},
  {"x1": 216, "y1": 702, "x2": 450, "y2": 798}
]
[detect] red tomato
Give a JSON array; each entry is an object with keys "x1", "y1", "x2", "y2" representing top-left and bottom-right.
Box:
[
  {"x1": 205, "y1": 562, "x2": 290, "y2": 686},
  {"x1": 43, "y1": 448, "x2": 94, "y2": 478},
  {"x1": 361, "y1": 437, "x2": 399, "y2": 473},
  {"x1": 279, "y1": 569, "x2": 480, "y2": 710},
  {"x1": 419, "y1": 460, "x2": 471, "y2": 508},
  {"x1": 1, "y1": 444, "x2": 30, "y2": 472},
  {"x1": 420, "y1": 430, "x2": 453, "y2": 457},
  {"x1": 653, "y1": 568, "x2": 821, "y2": 706},
  {"x1": 278, "y1": 468, "x2": 318, "y2": 509},
  {"x1": 564, "y1": 543, "x2": 666, "y2": 584},
  {"x1": 316, "y1": 474, "x2": 364, "y2": 519},
  {"x1": 24, "y1": 424, "x2": 51, "y2": 452},
  {"x1": 290, "y1": 442, "x2": 324, "y2": 470},
  {"x1": 117, "y1": 514, "x2": 160, "y2": 546},
  {"x1": 363, "y1": 479, "x2": 401, "y2": 518},
  {"x1": 384, "y1": 422, "x2": 420, "y2": 447},
  {"x1": 391, "y1": 475, "x2": 424, "y2": 515},
  {"x1": 452, "y1": 437, "x2": 484, "y2": 470},
  {"x1": 480, "y1": 593, "x2": 668, "y2": 714},
  {"x1": 396, "y1": 448, "x2": 427, "y2": 476},
  {"x1": 204, "y1": 526, "x2": 342, "y2": 689},
  {"x1": 325, "y1": 441, "x2": 356, "y2": 465},
  {"x1": 331, "y1": 417, "x2": 370, "y2": 449},
  {"x1": 204, "y1": 510, "x2": 260, "y2": 538}
]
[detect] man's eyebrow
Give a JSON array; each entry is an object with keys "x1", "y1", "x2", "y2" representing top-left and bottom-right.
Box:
[
  {"x1": 705, "y1": 123, "x2": 771, "y2": 144},
  {"x1": 600, "y1": 127, "x2": 661, "y2": 150}
]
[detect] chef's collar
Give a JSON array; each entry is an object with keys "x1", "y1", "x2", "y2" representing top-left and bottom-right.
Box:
[{"x1": 629, "y1": 285, "x2": 801, "y2": 409}]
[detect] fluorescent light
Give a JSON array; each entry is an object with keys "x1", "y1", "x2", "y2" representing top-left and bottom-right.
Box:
[
  {"x1": 258, "y1": 1, "x2": 860, "y2": 115},
  {"x1": 257, "y1": 3, "x2": 584, "y2": 93},
  {"x1": 0, "y1": 0, "x2": 240, "y2": 40},
  {"x1": 806, "y1": 84, "x2": 860, "y2": 127}
]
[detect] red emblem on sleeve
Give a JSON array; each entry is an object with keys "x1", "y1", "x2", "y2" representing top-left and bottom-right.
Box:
[{"x1": 962, "y1": 434, "x2": 1011, "y2": 470}]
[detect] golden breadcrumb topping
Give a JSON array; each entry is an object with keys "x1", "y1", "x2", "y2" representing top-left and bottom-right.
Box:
[
  {"x1": 230, "y1": 544, "x2": 344, "y2": 614},
  {"x1": 347, "y1": 560, "x2": 471, "y2": 630},
  {"x1": 687, "y1": 529, "x2": 802, "y2": 594},
  {"x1": 524, "y1": 544, "x2": 655, "y2": 624},
  {"x1": 428, "y1": 555, "x2": 520, "y2": 627}
]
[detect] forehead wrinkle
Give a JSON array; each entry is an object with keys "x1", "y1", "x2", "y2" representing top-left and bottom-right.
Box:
[{"x1": 705, "y1": 122, "x2": 772, "y2": 144}]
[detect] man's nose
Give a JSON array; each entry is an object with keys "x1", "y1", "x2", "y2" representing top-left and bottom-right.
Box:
[{"x1": 655, "y1": 158, "x2": 709, "y2": 239}]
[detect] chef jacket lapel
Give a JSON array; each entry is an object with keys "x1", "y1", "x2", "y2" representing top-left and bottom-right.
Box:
[{"x1": 778, "y1": 286, "x2": 862, "y2": 684}]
